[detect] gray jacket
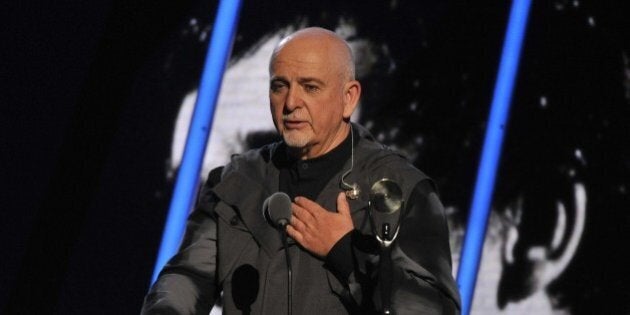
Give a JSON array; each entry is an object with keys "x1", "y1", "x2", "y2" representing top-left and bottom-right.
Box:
[{"x1": 142, "y1": 125, "x2": 461, "y2": 314}]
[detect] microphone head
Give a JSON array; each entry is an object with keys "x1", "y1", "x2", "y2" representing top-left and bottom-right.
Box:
[
  {"x1": 263, "y1": 192, "x2": 292, "y2": 228},
  {"x1": 369, "y1": 178, "x2": 404, "y2": 246}
]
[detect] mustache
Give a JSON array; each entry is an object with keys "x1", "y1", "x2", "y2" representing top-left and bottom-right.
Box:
[{"x1": 282, "y1": 112, "x2": 309, "y2": 121}]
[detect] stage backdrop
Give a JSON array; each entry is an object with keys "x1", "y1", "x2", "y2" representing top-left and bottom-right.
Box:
[{"x1": 163, "y1": 2, "x2": 629, "y2": 314}]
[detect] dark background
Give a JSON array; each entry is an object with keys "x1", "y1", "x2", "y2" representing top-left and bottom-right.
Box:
[{"x1": 2, "y1": 0, "x2": 629, "y2": 314}]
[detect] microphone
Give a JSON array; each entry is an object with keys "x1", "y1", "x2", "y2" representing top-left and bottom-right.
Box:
[
  {"x1": 263, "y1": 192, "x2": 292, "y2": 228},
  {"x1": 368, "y1": 179, "x2": 404, "y2": 247},
  {"x1": 368, "y1": 179, "x2": 404, "y2": 315},
  {"x1": 262, "y1": 192, "x2": 293, "y2": 315}
]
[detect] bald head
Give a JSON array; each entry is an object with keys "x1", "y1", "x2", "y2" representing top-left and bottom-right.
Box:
[{"x1": 270, "y1": 27, "x2": 355, "y2": 81}]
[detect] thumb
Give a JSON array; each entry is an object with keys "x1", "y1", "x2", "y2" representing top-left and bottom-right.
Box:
[{"x1": 336, "y1": 192, "x2": 351, "y2": 217}]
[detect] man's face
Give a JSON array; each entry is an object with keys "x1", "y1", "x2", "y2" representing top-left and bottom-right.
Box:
[{"x1": 269, "y1": 37, "x2": 354, "y2": 159}]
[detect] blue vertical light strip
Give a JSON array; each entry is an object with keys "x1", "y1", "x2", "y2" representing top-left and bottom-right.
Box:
[
  {"x1": 151, "y1": 0, "x2": 242, "y2": 284},
  {"x1": 456, "y1": 0, "x2": 532, "y2": 314}
]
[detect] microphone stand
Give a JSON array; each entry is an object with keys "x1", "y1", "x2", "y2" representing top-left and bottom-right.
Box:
[
  {"x1": 379, "y1": 245, "x2": 393, "y2": 315},
  {"x1": 264, "y1": 192, "x2": 293, "y2": 315},
  {"x1": 280, "y1": 223, "x2": 292, "y2": 315},
  {"x1": 368, "y1": 179, "x2": 404, "y2": 315}
]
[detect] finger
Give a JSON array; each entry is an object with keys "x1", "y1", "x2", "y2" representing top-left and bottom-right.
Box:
[
  {"x1": 294, "y1": 196, "x2": 324, "y2": 215},
  {"x1": 336, "y1": 192, "x2": 351, "y2": 217},
  {"x1": 290, "y1": 215, "x2": 307, "y2": 232},
  {"x1": 286, "y1": 225, "x2": 303, "y2": 243},
  {"x1": 292, "y1": 202, "x2": 316, "y2": 222}
]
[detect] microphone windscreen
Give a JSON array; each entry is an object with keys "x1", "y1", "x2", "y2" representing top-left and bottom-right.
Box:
[{"x1": 264, "y1": 192, "x2": 292, "y2": 227}]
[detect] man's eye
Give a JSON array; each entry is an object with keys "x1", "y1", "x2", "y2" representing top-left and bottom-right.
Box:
[
  {"x1": 270, "y1": 82, "x2": 286, "y2": 92},
  {"x1": 304, "y1": 84, "x2": 319, "y2": 92}
]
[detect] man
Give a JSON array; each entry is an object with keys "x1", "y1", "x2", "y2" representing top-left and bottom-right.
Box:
[{"x1": 142, "y1": 27, "x2": 460, "y2": 314}]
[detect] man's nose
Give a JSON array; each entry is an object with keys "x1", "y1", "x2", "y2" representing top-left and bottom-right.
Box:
[{"x1": 285, "y1": 86, "x2": 302, "y2": 111}]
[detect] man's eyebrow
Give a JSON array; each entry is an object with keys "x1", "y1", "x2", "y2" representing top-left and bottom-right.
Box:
[
  {"x1": 270, "y1": 76, "x2": 288, "y2": 83},
  {"x1": 297, "y1": 77, "x2": 326, "y2": 86}
]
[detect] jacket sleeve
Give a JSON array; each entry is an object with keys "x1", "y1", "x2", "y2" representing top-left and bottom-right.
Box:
[
  {"x1": 389, "y1": 179, "x2": 461, "y2": 314},
  {"x1": 327, "y1": 179, "x2": 461, "y2": 314},
  {"x1": 141, "y1": 167, "x2": 223, "y2": 315}
]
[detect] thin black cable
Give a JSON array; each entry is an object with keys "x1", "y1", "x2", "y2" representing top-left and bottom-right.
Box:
[
  {"x1": 380, "y1": 246, "x2": 393, "y2": 314},
  {"x1": 281, "y1": 228, "x2": 292, "y2": 315}
]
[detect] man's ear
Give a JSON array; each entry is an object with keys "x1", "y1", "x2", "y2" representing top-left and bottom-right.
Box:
[{"x1": 342, "y1": 80, "x2": 361, "y2": 119}]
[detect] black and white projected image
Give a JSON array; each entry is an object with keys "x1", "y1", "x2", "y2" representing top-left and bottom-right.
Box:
[{"x1": 160, "y1": 1, "x2": 629, "y2": 314}]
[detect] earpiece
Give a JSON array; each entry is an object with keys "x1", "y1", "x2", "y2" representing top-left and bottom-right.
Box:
[
  {"x1": 341, "y1": 126, "x2": 360, "y2": 200},
  {"x1": 344, "y1": 182, "x2": 360, "y2": 200}
]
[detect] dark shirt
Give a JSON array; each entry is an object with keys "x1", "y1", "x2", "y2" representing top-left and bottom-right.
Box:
[
  {"x1": 278, "y1": 129, "x2": 354, "y2": 201},
  {"x1": 276, "y1": 129, "x2": 357, "y2": 280}
]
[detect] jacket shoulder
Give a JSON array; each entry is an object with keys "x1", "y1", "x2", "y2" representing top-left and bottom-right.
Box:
[{"x1": 221, "y1": 142, "x2": 280, "y2": 177}]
